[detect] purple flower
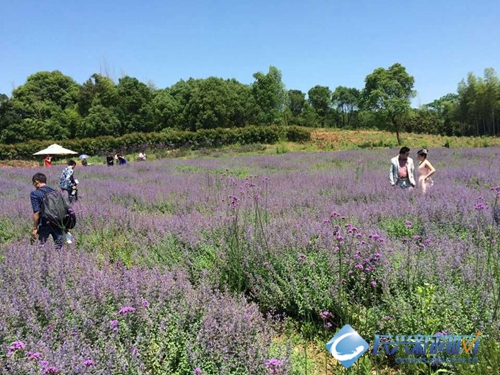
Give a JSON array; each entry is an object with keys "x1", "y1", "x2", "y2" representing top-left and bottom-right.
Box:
[
  {"x1": 299, "y1": 253, "x2": 307, "y2": 260},
  {"x1": 141, "y1": 300, "x2": 150, "y2": 308},
  {"x1": 27, "y1": 352, "x2": 42, "y2": 361},
  {"x1": 43, "y1": 367, "x2": 59, "y2": 374},
  {"x1": 110, "y1": 320, "x2": 119, "y2": 328},
  {"x1": 309, "y1": 261, "x2": 316, "y2": 267},
  {"x1": 320, "y1": 311, "x2": 331, "y2": 320},
  {"x1": 405, "y1": 220, "x2": 412, "y2": 228},
  {"x1": 265, "y1": 358, "x2": 285, "y2": 373},
  {"x1": 370, "y1": 280, "x2": 377, "y2": 287},
  {"x1": 118, "y1": 306, "x2": 136, "y2": 315},
  {"x1": 330, "y1": 211, "x2": 340, "y2": 218},
  {"x1": 131, "y1": 347, "x2": 139, "y2": 356},
  {"x1": 8, "y1": 341, "x2": 26, "y2": 355},
  {"x1": 83, "y1": 359, "x2": 94, "y2": 367},
  {"x1": 194, "y1": 368, "x2": 203, "y2": 375},
  {"x1": 40, "y1": 360, "x2": 49, "y2": 367}
]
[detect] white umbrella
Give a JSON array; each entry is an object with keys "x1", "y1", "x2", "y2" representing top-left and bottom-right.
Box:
[{"x1": 33, "y1": 144, "x2": 78, "y2": 156}]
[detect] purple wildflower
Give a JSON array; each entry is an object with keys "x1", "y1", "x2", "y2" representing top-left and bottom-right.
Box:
[
  {"x1": 83, "y1": 359, "x2": 94, "y2": 367},
  {"x1": 40, "y1": 360, "x2": 49, "y2": 367},
  {"x1": 43, "y1": 367, "x2": 59, "y2": 374},
  {"x1": 141, "y1": 300, "x2": 150, "y2": 308},
  {"x1": 118, "y1": 306, "x2": 136, "y2": 315},
  {"x1": 8, "y1": 341, "x2": 26, "y2": 353},
  {"x1": 320, "y1": 311, "x2": 331, "y2": 320},
  {"x1": 27, "y1": 352, "x2": 42, "y2": 361},
  {"x1": 194, "y1": 368, "x2": 203, "y2": 374},
  {"x1": 265, "y1": 358, "x2": 285, "y2": 374}
]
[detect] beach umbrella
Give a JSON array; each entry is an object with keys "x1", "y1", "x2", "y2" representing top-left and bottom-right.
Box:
[
  {"x1": 79, "y1": 154, "x2": 89, "y2": 159},
  {"x1": 33, "y1": 144, "x2": 77, "y2": 156}
]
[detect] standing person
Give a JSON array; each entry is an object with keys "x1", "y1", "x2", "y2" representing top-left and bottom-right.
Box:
[
  {"x1": 417, "y1": 149, "x2": 436, "y2": 194},
  {"x1": 30, "y1": 173, "x2": 64, "y2": 248},
  {"x1": 59, "y1": 160, "x2": 78, "y2": 202},
  {"x1": 106, "y1": 154, "x2": 114, "y2": 166},
  {"x1": 44, "y1": 155, "x2": 52, "y2": 167},
  {"x1": 390, "y1": 147, "x2": 416, "y2": 189}
]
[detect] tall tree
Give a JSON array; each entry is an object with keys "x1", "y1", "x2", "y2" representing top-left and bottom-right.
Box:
[
  {"x1": 425, "y1": 93, "x2": 459, "y2": 135},
  {"x1": 0, "y1": 94, "x2": 22, "y2": 143},
  {"x1": 363, "y1": 63, "x2": 415, "y2": 144},
  {"x1": 287, "y1": 89, "x2": 306, "y2": 119},
  {"x1": 308, "y1": 85, "x2": 332, "y2": 127},
  {"x1": 77, "y1": 74, "x2": 120, "y2": 117},
  {"x1": 332, "y1": 86, "x2": 360, "y2": 127},
  {"x1": 251, "y1": 66, "x2": 286, "y2": 125},
  {"x1": 116, "y1": 76, "x2": 154, "y2": 134}
]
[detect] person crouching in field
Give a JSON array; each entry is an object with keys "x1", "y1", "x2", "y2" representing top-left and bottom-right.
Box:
[
  {"x1": 390, "y1": 147, "x2": 416, "y2": 189},
  {"x1": 30, "y1": 173, "x2": 64, "y2": 248}
]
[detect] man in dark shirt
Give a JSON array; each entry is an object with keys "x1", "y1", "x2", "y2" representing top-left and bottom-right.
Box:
[{"x1": 30, "y1": 173, "x2": 64, "y2": 248}]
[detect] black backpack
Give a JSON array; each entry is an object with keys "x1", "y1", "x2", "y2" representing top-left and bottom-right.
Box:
[{"x1": 40, "y1": 187, "x2": 77, "y2": 230}]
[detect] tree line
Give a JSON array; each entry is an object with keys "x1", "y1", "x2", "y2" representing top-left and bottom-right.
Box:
[{"x1": 0, "y1": 64, "x2": 498, "y2": 145}]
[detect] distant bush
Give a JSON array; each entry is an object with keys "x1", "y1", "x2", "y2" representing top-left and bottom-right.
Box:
[{"x1": 0, "y1": 126, "x2": 311, "y2": 159}]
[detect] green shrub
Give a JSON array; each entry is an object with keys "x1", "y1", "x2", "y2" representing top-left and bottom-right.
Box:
[{"x1": 0, "y1": 126, "x2": 311, "y2": 159}]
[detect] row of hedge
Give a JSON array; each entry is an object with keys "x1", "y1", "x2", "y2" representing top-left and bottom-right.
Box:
[{"x1": 0, "y1": 125, "x2": 311, "y2": 160}]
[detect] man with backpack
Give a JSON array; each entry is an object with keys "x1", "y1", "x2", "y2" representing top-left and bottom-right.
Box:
[{"x1": 30, "y1": 173, "x2": 65, "y2": 248}]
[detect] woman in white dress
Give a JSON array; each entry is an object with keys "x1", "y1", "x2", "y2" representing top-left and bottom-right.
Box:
[{"x1": 417, "y1": 149, "x2": 436, "y2": 194}]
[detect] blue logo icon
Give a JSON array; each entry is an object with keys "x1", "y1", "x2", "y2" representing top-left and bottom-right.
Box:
[{"x1": 326, "y1": 324, "x2": 370, "y2": 368}]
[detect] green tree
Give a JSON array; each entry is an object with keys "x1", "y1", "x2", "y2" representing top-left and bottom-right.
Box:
[
  {"x1": 363, "y1": 63, "x2": 415, "y2": 144},
  {"x1": 251, "y1": 66, "x2": 286, "y2": 125},
  {"x1": 77, "y1": 74, "x2": 120, "y2": 117},
  {"x1": 152, "y1": 89, "x2": 181, "y2": 131},
  {"x1": 332, "y1": 86, "x2": 360, "y2": 128},
  {"x1": 77, "y1": 103, "x2": 121, "y2": 138},
  {"x1": 307, "y1": 85, "x2": 332, "y2": 127},
  {"x1": 12, "y1": 71, "x2": 79, "y2": 116},
  {"x1": 425, "y1": 93, "x2": 459, "y2": 135},
  {"x1": 116, "y1": 76, "x2": 154, "y2": 134},
  {"x1": 287, "y1": 89, "x2": 306, "y2": 120},
  {"x1": 0, "y1": 94, "x2": 22, "y2": 143}
]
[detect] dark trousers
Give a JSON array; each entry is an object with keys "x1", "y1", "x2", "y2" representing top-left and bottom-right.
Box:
[
  {"x1": 63, "y1": 187, "x2": 78, "y2": 203},
  {"x1": 38, "y1": 225, "x2": 64, "y2": 249}
]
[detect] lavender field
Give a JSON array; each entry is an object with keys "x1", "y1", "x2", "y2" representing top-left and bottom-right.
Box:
[{"x1": 1, "y1": 147, "x2": 500, "y2": 374}]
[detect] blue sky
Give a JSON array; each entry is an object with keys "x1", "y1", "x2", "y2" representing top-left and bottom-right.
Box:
[{"x1": 1, "y1": 0, "x2": 499, "y2": 105}]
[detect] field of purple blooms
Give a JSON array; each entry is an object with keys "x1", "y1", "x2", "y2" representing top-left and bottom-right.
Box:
[{"x1": 1, "y1": 147, "x2": 500, "y2": 374}]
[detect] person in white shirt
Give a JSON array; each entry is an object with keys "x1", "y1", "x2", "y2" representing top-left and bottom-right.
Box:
[{"x1": 389, "y1": 147, "x2": 415, "y2": 189}]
